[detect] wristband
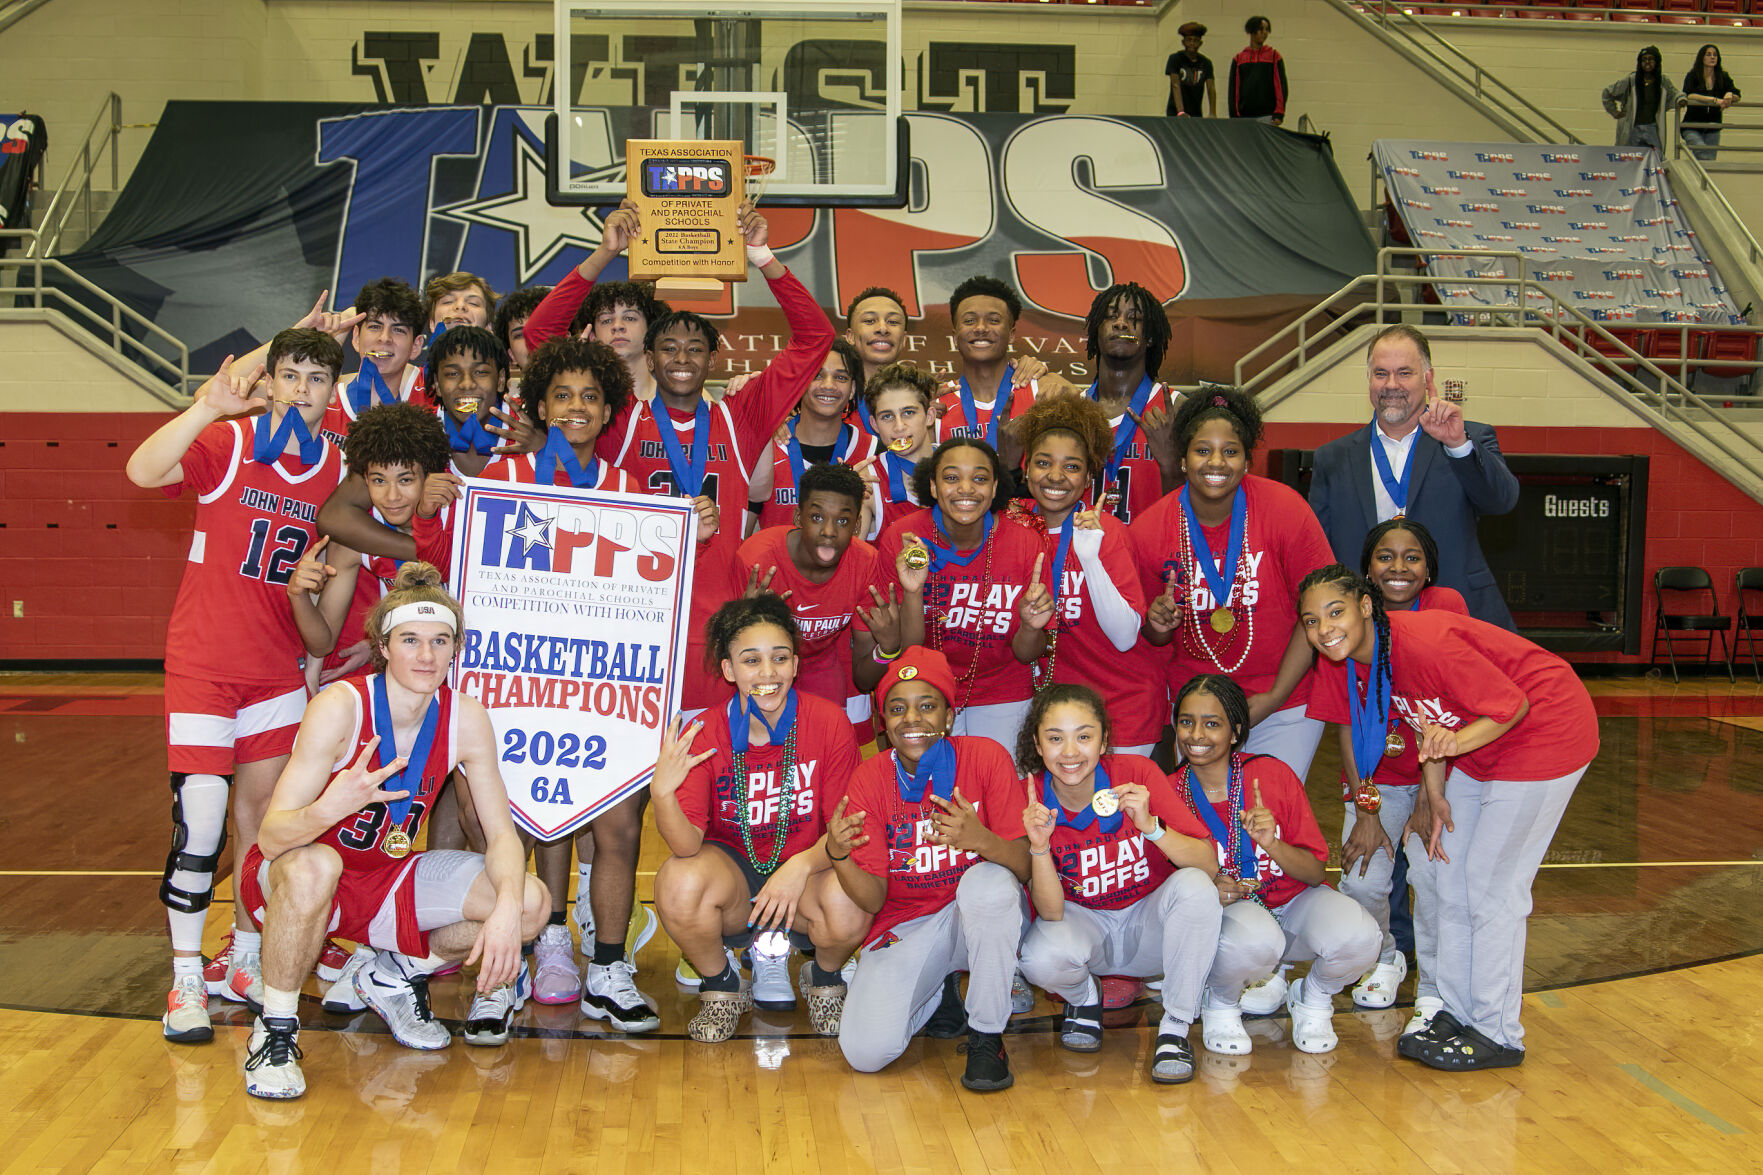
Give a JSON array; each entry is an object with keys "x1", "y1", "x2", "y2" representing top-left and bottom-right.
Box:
[
  {"x1": 745, "y1": 244, "x2": 776, "y2": 268},
  {"x1": 872, "y1": 644, "x2": 902, "y2": 665},
  {"x1": 1142, "y1": 818, "x2": 1165, "y2": 842},
  {"x1": 1030, "y1": 847, "x2": 1050, "y2": 856},
  {"x1": 827, "y1": 848, "x2": 850, "y2": 862}
]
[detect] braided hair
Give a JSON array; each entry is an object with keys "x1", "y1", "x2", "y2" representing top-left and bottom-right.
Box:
[
  {"x1": 1084, "y1": 282, "x2": 1171, "y2": 380},
  {"x1": 1298, "y1": 562, "x2": 1392, "y2": 700},
  {"x1": 1014, "y1": 682, "x2": 1112, "y2": 776},
  {"x1": 1174, "y1": 673, "x2": 1252, "y2": 750},
  {"x1": 1360, "y1": 517, "x2": 1441, "y2": 588}
]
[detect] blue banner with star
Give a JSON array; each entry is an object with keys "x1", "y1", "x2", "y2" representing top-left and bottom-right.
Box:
[{"x1": 447, "y1": 476, "x2": 698, "y2": 840}]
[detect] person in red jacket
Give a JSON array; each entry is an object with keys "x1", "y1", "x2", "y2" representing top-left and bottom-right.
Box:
[{"x1": 1228, "y1": 15, "x2": 1287, "y2": 126}]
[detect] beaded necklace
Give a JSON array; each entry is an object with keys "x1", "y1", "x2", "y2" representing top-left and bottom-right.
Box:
[
  {"x1": 925, "y1": 515, "x2": 996, "y2": 716},
  {"x1": 730, "y1": 694, "x2": 800, "y2": 876},
  {"x1": 1173, "y1": 492, "x2": 1254, "y2": 674},
  {"x1": 1175, "y1": 752, "x2": 1266, "y2": 909},
  {"x1": 1005, "y1": 501, "x2": 1070, "y2": 691}
]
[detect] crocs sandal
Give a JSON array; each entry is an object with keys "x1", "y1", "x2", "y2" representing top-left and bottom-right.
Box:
[
  {"x1": 1414, "y1": 1026, "x2": 1524, "y2": 1071},
  {"x1": 1397, "y1": 1007, "x2": 1465, "y2": 1061}
]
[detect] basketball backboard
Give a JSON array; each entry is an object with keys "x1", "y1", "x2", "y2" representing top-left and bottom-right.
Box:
[{"x1": 546, "y1": 0, "x2": 906, "y2": 208}]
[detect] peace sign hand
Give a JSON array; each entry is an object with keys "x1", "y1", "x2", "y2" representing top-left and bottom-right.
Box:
[
  {"x1": 1019, "y1": 553, "x2": 1056, "y2": 631},
  {"x1": 320, "y1": 735, "x2": 410, "y2": 823},
  {"x1": 286, "y1": 535, "x2": 336, "y2": 598},
  {"x1": 1022, "y1": 775, "x2": 1055, "y2": 855},
  {"x1": 293, "y1": 290, "x2": 366, "y2": 343},
  {"x1": 745, "y1": 563, "x2": 792, "y2": 601},
  {"x1": 198, "y1": 355, "x2": 269, "y2": 420},
  {"x1": 826, "y1": 796, "x2": 868, "y2": 859},
  {"x1": 858, "y1": 584, "x2": 903, "y2": 655},
  {"x1": 1239, "y1": 779, "x2": 1278, "y2": 850},
  {"x1": 487, "y1": 400, "x2": 543, "y2": 456}
]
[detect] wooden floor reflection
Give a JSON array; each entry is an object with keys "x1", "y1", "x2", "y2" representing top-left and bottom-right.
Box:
[{"x1": 2, "y1": 672, "x2": 1761, "y2": 1173}]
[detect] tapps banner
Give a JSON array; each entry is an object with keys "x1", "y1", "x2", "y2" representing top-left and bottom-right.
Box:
[
  {"x1": 448, "y1": 477, "x2": 697, "y2": 839},
  {"x1": 1375, "y1": 139, "x2": 1741, "y2": 326}
]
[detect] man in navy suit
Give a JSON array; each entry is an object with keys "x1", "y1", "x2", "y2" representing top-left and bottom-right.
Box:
[{"x1": 1309, "y1": 325, "x2": 1520, "y2": 629}]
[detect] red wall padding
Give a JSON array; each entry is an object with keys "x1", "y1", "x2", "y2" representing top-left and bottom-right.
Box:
[{"x1": 1, "y1": 412, "x2": 1755, "y2": 667}]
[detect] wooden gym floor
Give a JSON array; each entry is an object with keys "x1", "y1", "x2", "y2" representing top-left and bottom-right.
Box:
[{"x1": 2, "y1": 671, "x2": 1761, "y2": 1174}]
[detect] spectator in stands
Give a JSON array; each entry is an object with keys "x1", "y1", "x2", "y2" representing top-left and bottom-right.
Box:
[
  {"x1": 1680, "y1": 44, "x2": 1741, "y2": 163},
  {"x1": 1228, "y1": 16, "x2": 1285, "y2": 127},
  {"x1": 1601, "y1": 45, "x2": 1678, "y2": 152},
  {"x1": 1307, "y1": 325, "x2": 1521, "y2": 631},
  {"x1": 1166, "y1": 22, "x2": 1216, "y2": 119}
]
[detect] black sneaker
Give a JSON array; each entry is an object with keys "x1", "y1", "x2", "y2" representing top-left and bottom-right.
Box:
[
  {"x1": 924, "y1": 972, "x2": 967, "y2": 1039},
  {"x1": 958, "y1": 1029, "x2": 1013, "y2": 1092}
]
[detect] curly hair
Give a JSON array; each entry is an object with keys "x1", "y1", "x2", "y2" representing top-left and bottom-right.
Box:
[
  {"x1": 1014, "y1": 683, "x2": 1112, "y2": 776},
  {"x1": 574, "y1": 279, "x2": 667, "y2": 338},
  {"x1": 422, "y1": 271, "x2": 498, "y2": 326},
  {"x1": 910, "y1": 437, "x2": 1012, "y2": 515},
  {"x1": 862, "y1": 361, "x2": 937, "y2": 415},
  {"x1": 424, "y1": 325, "x2": 508, "y2": 390},
  {"x1": 493, "y1": 286, "x2": 551, "y2": 352},
  {"x1": 1014, "y1": 393, "x2": 1114, "y2": 480},
  {"x1": 351, "y1": 277, "x2": 424, "y2": 335},
  {"x1": 521, "y1": 337, "x2": 633, "y2": 427},
  {"x1": 949, "y1": 274, "x2": 1022, "y2": 325},
  {"x1": 366, "y1": 563, "x2": 463, "y2": 669},
  {"x1": 267, "y1": 328, "x2": 344, "y2": 380},
  {"x1": 343, "y1": 402, "x2": 451, "y2": 479},
  {"x1": 706, "y1": 592, "x2": 800, "y2": 665},
  {"x1": 1084, "y1": 282, "x2": 1171, "y2": 380},
  {"x1": 1170, "y1": 382, "x2": 1263, "y2": 456},
  {"x1": 1173, "y1": 673, "x2": 1251, "y2": 750}
]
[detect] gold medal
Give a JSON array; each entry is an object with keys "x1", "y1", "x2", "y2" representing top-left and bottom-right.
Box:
[
  {"x1": 888, "y1": 437, "x2": 913, "y2": 453},
  {"x1": 749, "y1": 683, "x2": 780, "y2": 697},
  {"x1": 1090, "y1": 788, "x2": 1119, "y2": 818},
  {"x1": 383, "y1": 828, "x2": 413, "y2": 858},
  {"x1": 1237, "y1": 876, "x2": 1261, "y2": 893},
  {"x1": 456, "y1": 397, "x2": 481, "y2": 415},
  {"x1": 1102, "y1": 482, "x2": 1122, "y2": 513},
  {"x1": 1209, "y1": 606, "x2": 1235, "y2": 634},
  {"x1": 1353, "y1": 781, "x2": 1382, "y2": 814},
  {"x1": 903, "y1": 545, "x2": 931, "y2": 571},
  {"x1": 1385, "y1": 730, "x2": 1406, "y2": 757}
]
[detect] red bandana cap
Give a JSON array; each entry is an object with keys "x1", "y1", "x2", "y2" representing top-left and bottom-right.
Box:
[{"x1": 875, "y1": 647, "x2": 959, "y2": 714}]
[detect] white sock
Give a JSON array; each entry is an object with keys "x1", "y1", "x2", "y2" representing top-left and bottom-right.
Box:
[
  {"x1": 1160, "y1": 1015, "x2": 1192, "y2": 1038},
  {"x1": 172, "y1": 956, "x2": 203, "y2": 980},
  {"x1": 233, "y1": 929, "x2": 262, "y2": 954},
  {"x1": 1298, "y1": 978, "x2": 1336, "y2": 1012},
  {"x1": 1067, "y1": 977, "x2": 1101, "y2": 1008},
  {"x1": 262, "y1": 984, "x2": 300, "y2": 1020}
]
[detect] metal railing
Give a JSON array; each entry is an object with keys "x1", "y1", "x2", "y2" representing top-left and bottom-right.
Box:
[
  {"x1": 1234, "y1": 247, "x2": 1763, "y2": 495},
  {"x1": 1, "y1": 230, "x2": 193, "y2": 402},
  {"x1": 27, "y1": 92, "x2": 123, "y2": 259},
  {"x1": 1669, "y1": 102, "x2": 1762, "y2": 272},
  {"x1": 1328, "y1": 0, "x2": 1582, "y2": 145}
]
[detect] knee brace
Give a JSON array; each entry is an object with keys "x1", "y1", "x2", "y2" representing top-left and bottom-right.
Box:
[{"x1": 160, "y1": 772, "x2": 231, "y2": 914}]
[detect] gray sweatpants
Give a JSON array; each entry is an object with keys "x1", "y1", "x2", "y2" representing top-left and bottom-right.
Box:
[
  {"x1": 1339, "y1": 792, "x2": 1439, "y2": 1000},
  {"x1": 1018, "y1": 867, "x2": 1220, "y2": 1035},
  {"x1": 952, "y1": 698, "x2": 1034, "y2": 753},
  {"x1": 838, "y1": 862, "x2": 1029, "y2": 1073},
  {"x1": 1205, "y1": 885, "x2": 1381, "y2": 1002},
  {"x1": 1242, "y1": 704, "x2": 1325, "y2": 783},
  {"x1": 1432, "y1": 766, "x2": 1584, "y2": 1049}
]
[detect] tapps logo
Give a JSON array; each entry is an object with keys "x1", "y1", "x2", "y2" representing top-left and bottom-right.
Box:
[
  {"x1": 1446, "y1": 169, "x2": 1487, "y2": 180},
  {"x1": 1476, "y1": 152, "x2": 1516, "y2": 163},
  {"x1": 1540, "y1": 152, "x2": 1581, "y2": 163}
]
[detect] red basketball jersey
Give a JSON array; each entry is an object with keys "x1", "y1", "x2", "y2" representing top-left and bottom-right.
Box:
[
  {"x1": 755, "y1": 423, "x2": 877, "y2": 530},
  {"x1": 315, "y1": 675, "x2": 462, "y2": 868}
]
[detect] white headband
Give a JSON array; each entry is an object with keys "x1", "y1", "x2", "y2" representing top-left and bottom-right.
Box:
[{"x1": 382, "y1": 601, "x2": 458, "y2": 636}]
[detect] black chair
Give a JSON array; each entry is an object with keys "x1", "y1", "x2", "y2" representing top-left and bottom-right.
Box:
[
  {"x1": 1651, "y1": 566, "x2": 1735, "y2": 684},
  {"x1": 1736, "y1": 568, "x2": 1763, "y2": 684}
]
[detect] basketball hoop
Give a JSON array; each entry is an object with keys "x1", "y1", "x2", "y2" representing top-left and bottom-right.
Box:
[{"x1": 743, "y1": 154, "x2": 777, "y2": 209}]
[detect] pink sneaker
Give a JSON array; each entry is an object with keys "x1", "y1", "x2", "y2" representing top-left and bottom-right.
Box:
[
  {"x1": 531, "y1": 924, "x2": 582, "y2": 1005},
  {"x1": 203, "y1": 934, "x2": 234, "y2": 997}
]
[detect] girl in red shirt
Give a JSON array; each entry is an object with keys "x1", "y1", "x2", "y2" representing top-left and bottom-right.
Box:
[
  {"x1": 1165, "y1": 674, "x2": 1379, "y2": 1057},
  {"x1": 1132, "y1": 386, "x2": 1334, "y2": 780},
  {"x1": 1008, "y1": 395, "x2": 1166, "y2": 753},
  {"x1": 1015, "y1": 684, "x2": 1220, "y2": 1084},
  {"x1": 650, "y1": 595, "x2": 870, "y2": 1043},
  {"x1": 861, "y1": 438, "x2": 1047, "y2": 750},
  {"x1": 1299, "y1": 564, "x2": 1598, "y2": 1071}
]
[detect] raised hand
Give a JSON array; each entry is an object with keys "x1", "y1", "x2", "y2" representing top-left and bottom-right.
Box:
[
  {"x1": 598, "y1": 204, "x2": 641, "y2": 256},
  {"x1": 418, "y1": 471, "x2": 464, "y2": 519},
  {"x1": 1240, "y1": 779, "x2": 1278, "y2": 850},
  {"x1": 1146, "y1": 569, "x2": 1181, "y2": 636},
  {"x1": 857, "y1": 584, "x2": 903, "y2": 655},
  {"x1": 1018, "y1": 553, "x2": 1056, "y2": 631},
  {"x1": 1113, "y1": 781, "x2": 1154, "y2": 832},
  {"x1": 1130, "y1": 394, "x2": 1180, "y2": 474},
  {"x1": 198, "y1": 355, "x2": 269, "y2": 419},
  {"x1": 738, "y1": 206, "x2": 770, "y2": 249},
  {"x1": 286, "y1": 535, "x2": 336, "y2": 598},
  {"x1": 927, "y1": 787, "x2": 985, "y2": 853},
  {"x1": 1417, "y1": 389, "x2": 1468, "y2": 448},
  {"x1": 1022, "y1": 775, "x2": 1055, "y2": 855},
  {"x1": 744, "y1": 563, "x2": 791, "y2": 600},
  {"x1": 651, "y1": 714, "x2": 714, "y2": 802},
  {"x1": 321, "y1": 735, "x2": 410, "y2": 821},
  {"x1": 488, "y1": 400, "x2": 543, "y2": 456},
  {"x1": 293, "y1": 290, "x2": 366, "y2": 342},
  {"x1": 826, "y1": 795, "x2": 868, "y2": 859},
  {"x1": 896, "y1": 533, "x2": 932, "y2": 593}
]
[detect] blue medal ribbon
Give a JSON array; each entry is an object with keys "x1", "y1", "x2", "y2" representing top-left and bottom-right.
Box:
[
  {"x1": 922, "y1": 506, "x2": 993, "y2": 574},
  {"x1": 1042, "y1": 507, "x2": 1075, "y2": 602},
  {"x1": 1408, "y1": 596, "x2": 1423, "y2": 612},
  {"x1": 370, "y1": 673, "x2": 441, "y2": 831},
  {"x1": 348, "y1": 361, "x2": 397, "y2": 417},
  {"x1": 1178, "y1": 484, "x2": 1247, "y2": 612},
  {"x1": 1182, "y1": 758, "x2": 1257, "y2": 883},
  {"x1": 443, "y1": 409, "x2": 499, "y2": 455},
  {"x1": 786, "y1": 420, "x2": 856, "y2": 500},
  {"x1": 957, "y1": 368, "x2": 1013, "y2": 448},
  {"x1": 252, "y1": 408, "x2": 322, "y2": 467},
  {"x1": 1346, "y1": 627, "x2": 1393, "y2": 782},
  {"x1": 728, "y1": 688, "x2": 798, "y2": 755},
  {"x1": 882, "y1": 450, "x2": 914, "y2": 504},
  {"x1": 653, "y1": 400, "x2": 710, "y2": 497},
  {"x1": 894, "y1": 737, "x2": 958, "y2": 803},
  {"x1": 1041, "y1": 761, "x2": 1123, "y2": 833},
  {"x1": 1369, "y1": 428, "x2": 1416, "y2": 516},
  {"x1": 1089, "y1": 375, "x2": 1158, "y2": 486},
  {"x1": 533, "y1": 425, "x2": 599, "y2": 488}
]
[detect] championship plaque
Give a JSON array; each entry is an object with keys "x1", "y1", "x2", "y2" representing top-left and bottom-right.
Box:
[{"x1": 625, "y1": 139, "x2": 751, "y2": 304}]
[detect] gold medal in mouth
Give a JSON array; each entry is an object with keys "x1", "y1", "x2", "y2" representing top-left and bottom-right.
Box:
[
  {"x1": 749, "y1": 683, "x2": 781, "y2": 697},
  {"x1": 365, "y1": 350, "x2": 392, "y2": 360},
  {"x1": 456, "y1": 397, "x2": 481, "y2": 414},
  {"x1": 888, "y1": 437, "x2": 913, "y2": 453}
]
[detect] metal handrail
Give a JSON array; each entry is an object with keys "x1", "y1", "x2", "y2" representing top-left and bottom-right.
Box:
[
  {"x1": 28, "y1": 92, "x2": 122, "y2": 259},
  {"x1": 1668, "y1": 107, "x2": 1762, "y2": 270},
  {"x1": 1, "y1": 232, "x2": 193, "y2": 399},
  {"x1": 1332, "y1": 0, "x2": 1582, "y2": 145}
]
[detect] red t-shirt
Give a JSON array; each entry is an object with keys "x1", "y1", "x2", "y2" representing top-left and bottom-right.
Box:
[
  {"x1": 736, "y1": 526, "x2": 878, "y2": 709},
  {"x1": 1165, "y1": 753, "x2": 1327, "y2": 911},
  {"x1": 1009, "y1": 509, "x2": 1165, "y2": 746},
  {"x1": 1306, "y1": 585, "x2": 1469, "y2": 791},
  {"x1": 315, "y1": 676, "x2": 461, "y2": 865},
  {"x1": 1081, "y1": 382, "x2": 1176, "y2": 526},
  {"x1": 674, "y1": 690, "x2": 859, "y2": 866},
  {"x1": 1039, "y1": 753, "x2": 1182, "y2": 911},
  {"x1": 933, "y1": 372, "x2": 1037, "y2": 444},
  {"x1": 162, "y1": 420, "x2": 347, "y2": 686},
  {"x1": 866, "y1": 508, "x2": 1047, "y2": 709},
  {"x1": 846, "y1": 736, "x2": 1027, "y2": 947},
  {"x1": 754, "y1": 424, "x2": 877, "y2": 531},
  {"x1": 857, "y1": 448, "x2": 930, "y2": 541},
  {"x1": 1130, "y1": 475, "x2": 1334, "y2": 703}
]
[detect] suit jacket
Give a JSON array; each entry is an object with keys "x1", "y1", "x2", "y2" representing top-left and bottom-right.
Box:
[{"x1": 1308, "y1": 421, "x2": 1521, "y2": 630}]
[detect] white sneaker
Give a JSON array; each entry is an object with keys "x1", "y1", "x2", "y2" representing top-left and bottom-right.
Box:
[
  {"x1": 750, "y1": 946, "x2": 796, "y2": 1012},
  {"x1": 321, "y1": 946, "x2": 376, "y2": 1014},
  {"x1": 580, "y1": 959, "x2": 661, "y2": 1032},
  {"x1": 1239, "y1": 967, "x2": 1289, "y2": 1016},
  {"x1": 572, "y1": 868, "x2": 595, "y2": 953},
  {"x1": 243, "y1": 1016, "x2": 305, "y2": 1099},
  {"x1": 1011, "y1": 972, "x2": 1035, "y2": 1015},
  {"x1": 841, "y1": 953, "x2": 859, "y2": 985},
  {"x1": 1286, "y1": 977, "x2": 1339, "y2": 1054},
  {"x1": 463, "y1": 964, "x2": 531, "y2": 1047},
  {"x1": 532, "y1": 923, "x2": 582, "y2": 1005},
  {"x1": 1352, "y1": 954, "x2": 1408, "y2": 1009},
  {"x1": 163, "y1": 973, "x2": 213, "y2": 1044},
  {"x1": 354, "y1": 959, "x2": 452, "y2": 1051},
  {"x1": 220, "y1": 949, "x2": 264, "y2": 1009},
  {"x1": 1201, "y1": 991, "x2": 1252, "y2": 1055},
  {"x1": 1404, "y1": 994, "x2": 1445, "y2": 1038}
]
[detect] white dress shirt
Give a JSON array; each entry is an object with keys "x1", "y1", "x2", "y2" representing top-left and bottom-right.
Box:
[{"x1": 1370, "y1": 424, "x2": 1473, "y2": 521}]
